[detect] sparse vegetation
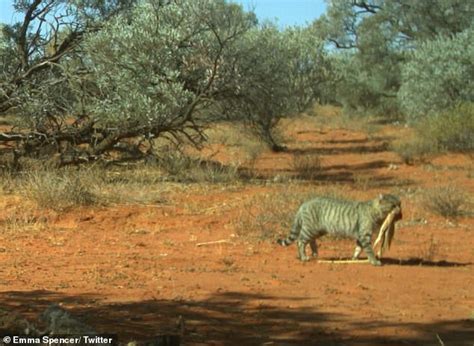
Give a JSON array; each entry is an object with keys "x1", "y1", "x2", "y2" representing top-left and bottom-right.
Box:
[
  {"x1": 391, "y1": 137, "x2": 437, "y2": 165},
  {"x1": 0, "y1": 206, "x2": 48, "y2": 234},
  {"x1": 235, "y1": 188, "x2": 315, "y2": 241},
  {"x1": 353, "y1": 174, "x2": 372, "y2": 191},
  {"x1": 157, "y1": 151, "x2": 241, "y2": 184},
  {"x1": 390, "y1": 102, "x2": 473, "y2": 164},
  {"x1": 20, "y1": 169, "x2": 100, "y2": 211},
  {"x1": 422, "y1": 186, "x2": 468, "y2": 219},
  {"x1": 292, "y1": 153, "x2": 323, "y2": 180},
  {"x1": 0, "y1": 169, "x2": 14, "y2": 195},
  {"x1": 419, "y1": 235, "x2": 441, "y2": 262}
]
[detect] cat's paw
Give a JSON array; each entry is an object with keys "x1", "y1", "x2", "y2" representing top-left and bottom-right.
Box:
[{"x1": 370, "y1": 259, "x2": 382, "y2": 266}]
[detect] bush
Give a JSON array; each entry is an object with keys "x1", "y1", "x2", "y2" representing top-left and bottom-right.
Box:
[
  {"x1": 398, "y1": 27, "x2": 474, "y2": 119},
  {"x1": 423, "y1": 186, "x2": 468, "y2": 219},
  {"x1": 416, "y1": 103, "x2": 474, "y2": 153},
  {"x1": 392, "y1": 103, "x2": 473, "y2": 163},
  {"x1": 391, "y1": 137, "x2": 438, "y2": 164}
]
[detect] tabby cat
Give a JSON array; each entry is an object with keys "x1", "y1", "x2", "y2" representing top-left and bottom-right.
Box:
[{"x1": 277, "y1": 194, "x2": 402, "y2": 266}]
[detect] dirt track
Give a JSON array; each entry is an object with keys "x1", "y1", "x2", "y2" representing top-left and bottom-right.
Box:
[{"x1": 0, "y1": 116, "x2": 473, "y2": 345}]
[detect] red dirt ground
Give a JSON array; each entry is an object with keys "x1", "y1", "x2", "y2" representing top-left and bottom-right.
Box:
[{"x1": 0, "y1": 115, "x2": 473, "y2": 345}]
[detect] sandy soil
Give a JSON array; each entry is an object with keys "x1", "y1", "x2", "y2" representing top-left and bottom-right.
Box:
[{"x1": 0, "y1": 115, "x2": 473, "y2": 345}]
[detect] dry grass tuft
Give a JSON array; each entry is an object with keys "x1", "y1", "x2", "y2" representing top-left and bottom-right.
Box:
[
  {"x1": 422, "y1": 185, "x2": 468, "y2": 219},
  {"x1": 0, "y1": 170, "x2": 14, "y2": 195},
  {"x1": 0, "y1": 206, "x2": 48, "y2": 234},
  {"x1": 20, "y1": 168, "x2": 101, "y2": 211},
  {"x1": 157, "y1": 150, "x2": 241, "y2": 184},
  {"x1": 292, "y1": 153, "x2": 323, "y2": 180},
  {"x1": 418, "y1": 235, "x2": 441, "y2": 262},
  {"x1": 234, "y1": 190, "x2": 308, "y2": 241},
  {"x1": 205, "y1": 122, "x2": 266, "y2": 176}
]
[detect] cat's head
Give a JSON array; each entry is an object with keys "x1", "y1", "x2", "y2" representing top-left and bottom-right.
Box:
[{"x1": 375, "y1": 194, "x2": 402, "y2": 221}]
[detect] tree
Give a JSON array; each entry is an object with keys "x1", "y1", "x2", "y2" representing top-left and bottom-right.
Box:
[
  {"x1": 0, "y1": 0, "x2": 140, "y2": 166},
  {"x1": 79, "y1": 0, "x2": 256, "y2": 160},
  {"x1": 220, "y1": 23, "x2": 330, "y2": 151},
  {"x1": 315, "y1": 0, "x2": 474, "y2": 117},
  {"x1": 0, "y1": 0, "x2": 135, "y2": 113}
]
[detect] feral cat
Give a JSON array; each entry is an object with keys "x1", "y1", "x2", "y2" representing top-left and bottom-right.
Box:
[{"x1": 277, "y1": 194, "x2": 402, "y2": 266}]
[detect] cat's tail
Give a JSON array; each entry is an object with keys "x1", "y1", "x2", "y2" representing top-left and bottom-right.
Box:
[{"x1": 277, "y1": 215, "x2": 301, "y2": 246}]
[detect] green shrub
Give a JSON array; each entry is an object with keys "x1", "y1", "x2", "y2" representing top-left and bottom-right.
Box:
[
  {"x1": 416, "y1": 103, "x2": 474, "y2": 153},
  {"x1": 392, "y1": 103, "x2": 473, "y2": 163},
  {"x1": 398, "y1": 27, "x2": 474, "y2": 119}
]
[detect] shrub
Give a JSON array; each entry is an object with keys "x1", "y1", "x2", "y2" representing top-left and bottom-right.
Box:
[
  {"x1": 423, "y1": 186, "x2": 468, "y2": 219},
  {"x1": 292, "y1": 153, "x2": 323, "y2": 180},
  {"x1": 391, "y1": 137, "x2": 438, "y2": 164},
  {"x1": 416, "y1": 103, "x2": 474, "y2": 153},
  {"x1": 392, "y1": 103, "x2": 474, "y2": 163},
  {"x1": 398, "y1": 27, "x2": 474, "y2": 119}
]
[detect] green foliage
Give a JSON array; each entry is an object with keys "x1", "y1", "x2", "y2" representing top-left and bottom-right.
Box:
[
  {"x1": 398, "y1": 28, "x2": 474, "y2": 119},
  {"x1": 392, "y1": 103, "x2": 474, "y2": 163},
  {"x1": 0, "y1": 24, "x2": 18, "y2": 75},
  {"x1": 221, "y1": 23, "x2": 330, "y2": 150},
  {"x1": 329, "y1": 52, "x2": 402, "y2": 117},
  {"x1": 0, "y1": 0, "x2": 136, "y2": 114},
  {"x1": 316, "y1": 0, "x2": 474, "y2": 118},
  {"x1": 84, "y1": 0, "x2": 255, "y2": 145}
]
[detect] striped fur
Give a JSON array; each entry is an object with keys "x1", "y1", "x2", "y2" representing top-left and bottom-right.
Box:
[{"x1": 277, "y1": 194, "x2": 402, "y2": 266}]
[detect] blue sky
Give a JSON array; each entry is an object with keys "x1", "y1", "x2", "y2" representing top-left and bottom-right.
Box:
[
  {"x1": 234, "y1": 0, "x2": 326, "y2": 26},
  {"x1": 0, "y1": 0, "x2": 326, "y2": 26},
  {"x1": 0, "y1": 1, "x2": 19, "y2": 24}
]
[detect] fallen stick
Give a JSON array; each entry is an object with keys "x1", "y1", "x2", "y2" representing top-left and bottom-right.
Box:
[
  {"x1": 318, "y1": 259, "x2": 369, "y2": 264},
  {"x1": 196, "y1": 239, "x2": 232, "y2": 247}
]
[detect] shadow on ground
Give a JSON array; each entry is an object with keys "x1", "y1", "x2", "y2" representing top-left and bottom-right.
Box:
[
  {"x1": 322, "y1": 257, "x2": 472, "y2": 268},
  {"x1": 0, "y1": 290, "x2": 472, "y2": 345},
  {"x1": 382, "y1": 257, "x2": 472, "y2": 267},
  {"x1": 287, "y1": 142, "x2": 389, "y2": 156}
]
